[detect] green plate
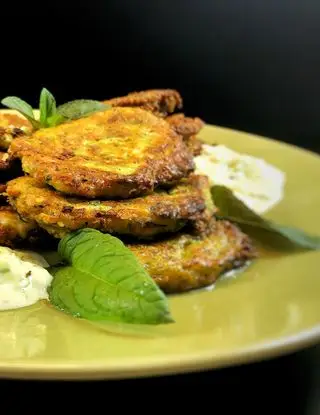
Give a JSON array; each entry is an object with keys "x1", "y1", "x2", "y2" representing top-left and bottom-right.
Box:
[{"x1": 0, "y1": 122, "x2": 319, "y2": 380}]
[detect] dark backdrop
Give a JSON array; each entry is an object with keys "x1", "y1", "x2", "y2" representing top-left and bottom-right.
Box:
[
  {"x1": 1, "y1": 2, "x2": 320, "y2": 412},
  {"x1": 1, "y1": 0, "x2": 320, "y2": 152}
]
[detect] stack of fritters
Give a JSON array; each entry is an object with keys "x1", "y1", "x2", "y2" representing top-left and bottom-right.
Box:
[
  {"x1": 0, "y1": 112, "x2": 31, "y2": 179},
  {"x1": 1, "y1": 89, "x2": 256, "y2": 293},
  {"x1": 105, "y1": 89, "x2": 205, "y2": 156},
  {"x1": 0, "y1": 112, "x2": 45, "y2": 247}
]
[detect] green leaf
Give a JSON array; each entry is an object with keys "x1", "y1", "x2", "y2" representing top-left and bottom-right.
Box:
[
  {"x1": 1, "y1": 96, "x2": 40, "y2": 129},
  {"x1": 39, "y1": 88, "x2": 56, "y2": 127},
  {"x1": 48, "y1": 228, "x2": 174, "y2": 325},
  {"x1": 56, "y1": 99, "x2": 111, "y2": 120},
  {"x1": 46, "y1": 113, "x2": 67, "y2": 127},
  {"x1": 211, "y1": 185, "x2": 320, "y2": 251}
]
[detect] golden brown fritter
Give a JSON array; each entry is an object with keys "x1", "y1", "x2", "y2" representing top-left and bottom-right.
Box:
[
  {"x1": 166, "y1": 114, "x2": 205, "y2": 156},
  {"x1": 166, "y1": 113, "x2": 204, "y2": 138},
  {"x1": 0, "y1": 148, "x2": 25, "y2": 189},
  {"x1": 0, "y1": 157, "x2": 24, "y2": 188},
  {"x1": 0, "y1": 184, "x2": 7, "y2": 205},
  {"x1": 0, "y1": 112, "x2": 32, "y2": 150},
  {"x1": 184, "y1": 135, "x2": 203, "y2": 156},
  {"x1": 7, "y1": 174, "x2": 215, "y2": 240},
  {"x1": 9, "y1": 107, "x2": 194, "y2": 199},
  {"x1": 105, "y1": 89, "x2": 183, "y2": 117},
  {"x1": 0, "y1": 206, "x2": 41, "y2": 248},
  {"x1": 128, "y1": 219, "x2": 257, "y2": 293},
  {"x1": 0, "y1": 151, "x2": 11, "y2": 170},
  {"x1": 0, "y1": 112, "x2": 30, "y2": 183}
]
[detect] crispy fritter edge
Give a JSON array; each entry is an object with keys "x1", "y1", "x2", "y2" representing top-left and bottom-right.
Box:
[
  {"x1": 128, "y1": 219, "x2": 257, "y2": 293},
  {"x1": 104, "y1": 89, "x2": 183, "y2": 116}
]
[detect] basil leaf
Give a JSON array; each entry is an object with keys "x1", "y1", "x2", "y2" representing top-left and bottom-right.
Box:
[
  {"x1": 211, "y1": 185, "x2": 320, "y2": 251},
  {"x1": 39, "y1": 88, "x2": 56, "y2": 127},
  {"x1": 48, "y1": 229, "x2": 174, "y2": 325},
  {"x1": 56, "y1": 99, "x2": 110, "y2": 120},
  {"x1": 1, "y1": 96, "x2": 40, "y2": 129}
]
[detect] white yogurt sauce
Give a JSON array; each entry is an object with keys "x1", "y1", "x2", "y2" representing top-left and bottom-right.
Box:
[
  {"x1": 0, "y1": 247, "x2": 53, "y2": 310},
  {"x1": 195, "y1": 144, "x2": 286, "y2": 214}
]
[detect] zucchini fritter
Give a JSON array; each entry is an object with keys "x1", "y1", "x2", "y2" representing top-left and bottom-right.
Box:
[
  {"x1": 128, "y1": 220, "x2": 257, "y2": 293},
  {"x1": 186, "y1": 135, "x2": 203, "y2": 157},
  {"x1": 166, "y1": 114, "x2": 204, "y2": 156},
  {"x1": 106, "y1": 91, "x2": 203, "y2": 155},
  {"x1": 0, "y1": 151, "x2": 11, "y2": 170},
  {"x1": 9, "y1": 107, "x2": 194, "y2": 199},
  {"x1": 105, "y1": 89, "x2": 183, "y2": 117},
  {"x1": 166, "y1": 113, "x2": 204, "y2": 138},
  {"x1": 0, "y1": 206, "x2": 40, "y2": 248},
  {"x1": 0, "y1": 111, "x2": 30, "y2": 182},
  {"x1": 6, "y1": 174, "x2": 215, "y2": 239},
  {"x1": 0, "y1": 112, "x2": 32, "y2": 150},
  {"x1": 0, "y1": 184, "x2": 7, "y2": 205}
]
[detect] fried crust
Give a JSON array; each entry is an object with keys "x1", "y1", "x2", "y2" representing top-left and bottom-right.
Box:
[
  {"x1": 128, "y1": 219, "x2": 257, "y2": 293},
  {"x1": 166, "y1": 114, "x2": 204, "y2": 156},
  {"x1": 166, "y1": 113, "x2": 204, "y2": 138},
  {"x1": 0, "y1": 152, "x2": 11, "y2": 170},
  {"x1": 9, "y1": 107, "x2": 195, "y2": 199},
  {"x1": 0, "y1": 206, "x2": 44, "y2": 248},
  {"x1": 0, "y1": 184, "x2": 7, "y2": 205},
  {"x1": 105, "y1": 89, "x2": 183, "y2": 117},
  {"x1": 6, "y1": 174, "x2": 215, "y2": 240},
  {"x1": 0, "y1": 112, "x2": 32, "y2": 150},
  {"x1": 185, "y1": 135, "x2": 203, "y2": 156}
]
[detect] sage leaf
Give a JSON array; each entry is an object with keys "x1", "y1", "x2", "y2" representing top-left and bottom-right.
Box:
[{"x1": 211, "y1": 185, "x2": 320, "y2": 250}]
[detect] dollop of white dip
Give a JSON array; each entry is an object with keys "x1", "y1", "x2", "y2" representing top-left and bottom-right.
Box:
[
  {"x1": 0, "y1": 247, "x2": 53, "y2": 311},
  {"x1": 195, "y1": 144, "x2": 286, "y2": 214}
]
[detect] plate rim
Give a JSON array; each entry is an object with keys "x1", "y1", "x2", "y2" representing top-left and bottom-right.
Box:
[{"x1": 0, "y1": 325, "x2": 319, "y2": 380}]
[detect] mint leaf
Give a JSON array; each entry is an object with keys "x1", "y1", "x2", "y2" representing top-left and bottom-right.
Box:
[
  {"x1": 211, "y1": 185, "x2": 320, "y2": 251},
  {"x1": 1, "y1": 96, "x2": 40, "y2": 129},
  {"x1": 48, "y1": 228, "x2": 174, "y2": 325},
  {"x1": 39, "y1": 88, "x2": 56, "y2": 127},
  {"x1": 46, "y1": 113, "x2": 66, "y2": 127},
  {"x1": 1, "y1": 96, "x2": 34, "y2": 118},
  {"x1": 56, "y1": 99, "x2": 110, "y2": 120},
  {"x1": 2, "y1": 92, "x2": 111, "y2": 129}
]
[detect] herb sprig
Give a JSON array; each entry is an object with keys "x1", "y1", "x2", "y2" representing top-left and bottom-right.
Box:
[{"x1": 1, "y1": 87, "x2": 110, "y2": 130}]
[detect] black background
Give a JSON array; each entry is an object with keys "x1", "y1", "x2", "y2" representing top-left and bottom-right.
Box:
[
  {"x1": 2, "y1": 0, "x2": 320, "y2": 152},
  {"x1": 1, "y1": 1, "x2": 319, "y2": 413}
]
